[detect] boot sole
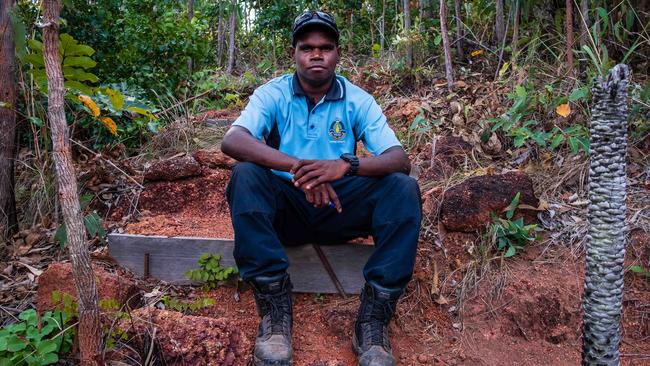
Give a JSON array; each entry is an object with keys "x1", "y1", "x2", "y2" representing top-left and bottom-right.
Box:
[{"x1": 253, "y1": 355, "x2": 293, "y2": 366}]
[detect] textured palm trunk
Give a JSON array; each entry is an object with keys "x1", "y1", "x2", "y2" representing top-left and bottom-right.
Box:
[
  {"x1": 495, "y1": 0, "x2": 504, "y2": 45},
  {"x1": 454, "y1": 0, "x2": 463, "y2": 59},
  {"x1": 226, "y1": 0, "x2": 236, "y2": 74},
  {"x1": 582, "y1": 64, "x2": 630, "y2": 366},
  {"x1": 42, "y1": 1, "x2": 102, "y2": 364},
  {"x1": 403, "y1": 0, "x2": 413, "y2": 69},
  {"x1": 0, "y1": 0, "x2": 17, "y2": 240}
]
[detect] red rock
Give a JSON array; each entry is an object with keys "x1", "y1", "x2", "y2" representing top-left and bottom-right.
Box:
[
  {"x1": 192, "y1": 149, "x2": 237, "y2": 169},
  {"x1": 145, "y1": 155, "x2": 201, "y2": 182},
  {"x1": 122, "y1": 308, "x2": 251, "y2": 366},
  {"x1": 428, "y1": 136, "x2": 473, "y2": 180},
  {"x1": 439, "y1": 171, "x2": 539, "y2": 232},
  {"x1": 37, "y1": 262, "x2": 141, "y2": 313}
]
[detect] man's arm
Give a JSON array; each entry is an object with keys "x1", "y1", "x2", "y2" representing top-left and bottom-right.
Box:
[
  {"x1": 291, "y1": 146, "x2": 411, "y2": 190},
  {"x1": 221, "y1": 126, "x2": 298, "y2": 172}
]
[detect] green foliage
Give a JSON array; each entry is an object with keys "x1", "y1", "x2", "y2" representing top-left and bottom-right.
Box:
[
  {"x1": 185, "y1": 253, "x2": 238, "y2": 290},
  {"x1": 629, "y1": 265, "x2": 650, "y2": 279},
  {"x1": 54, "y1": 194, "x2": 106, "y2": 249},
  {"x1": 488, "y1": 193, "x2": 540, "y2": 258},
  {"x1": 161, "y1": 296, "x2": 216, "y2": 314},
  {"x1": 0, "y1": 307, "x2": 75, "y2": 366},
  {"x1": 487, "y1": 83, "x2": 590, "y2": 155}
]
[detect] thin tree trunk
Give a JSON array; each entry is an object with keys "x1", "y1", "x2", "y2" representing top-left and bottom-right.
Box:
[
  {"x1": 1, "y1": 0, "x2": 17, "y2": 240},
  {"x1": 347, "y1": 10, "x2": 354, "y2": 54},
  {"x1": 42, "y1": 1, "x2": 101, "y2": 364},
  {"x1": 403, "y1": 0, "x2": 413, "y2": 69},
  {"x1": 454, "y1": 0, "x2": 463, "y2": 59},
  {"x1": 566, "y1": 0, "x2": 574, "y2": 78},
  {"x1": 226, "y1": 0, "x2": 236, "y2": 74},
  {"x1": 217, "y1": 10, "x2": 225, "y2": 67},
  {"x1": 380, "y1": 0, "x2": 386, "y2": 57},
  {"x1": 440, "y1": 0, "x2": 454, "y2": 90},
  {"x1": 495, "y1": 0, "x2": 505, "y2": 45},
  {"x1": 511, "y1": 0, "x2": 520, "y2": 65},
  {"x1": 187, "y1": 0, "x2": 194, "y2": 75},
  {"x1": 418, "y1": 0, "x2": 424, "y2": 33},
  {"x1": 579, "y1": 0, "x2": 590, "y2": 50}
]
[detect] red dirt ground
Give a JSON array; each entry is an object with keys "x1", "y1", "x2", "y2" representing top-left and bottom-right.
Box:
[{"x1": 112, "y1": 168, "x2": 650, "y2": 366}]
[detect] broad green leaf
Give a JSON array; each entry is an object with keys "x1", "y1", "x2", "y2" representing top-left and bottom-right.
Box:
[
  {"x1": 104, "y1": 88, "x2": 124, "y2": 111},
  {"x1": 40, "y1": 352, "x2": 59, "y2": 365},
  {"x1": 568, "y1": 87, "x2": 588, "y2": 102},
  {"x1": 64, "y1": 80, "x2": 95, "y2": 95},
  {"x1": 55, "y1": 224, "x2": 67, "y2": 248},
  {"x1": 27, "y1": 39, "x2": 43, "y2": 52},
  {"x1": 29, "y1": 117, "x2": 43, "y2": 127},
  {"x1": 629, "y1": 265, "x2": 646, "y2": 273},
  {"x1": 504, "y1": 245, "x2": 516, "y2": 257},
  {"x1": 0, "y1": 336, "x2": 7, "y2": 351},
  {"x1": 127, "y1": 106, "x2": 158, "y2": 120},
  {"x1": 24, "y1": 53, "x2": 44, "y2": 67},
  {"x1": 37, "y1": 339, "x2": 58, "y2": 354},
  {"x1": 550, "y1": 134, "x2": 565, "y2": 149},
  {"x1": 84, "y1": 212, "x2": 104, "y2": 238},
  {"x1": 63, "y1": 67, "x2": 99, "y2": 83},
  {"x1": 6, "y1": 335, "x2": 27, "y2": 352},
  {"x1": 19, "y1": 309, "x2": 37, "y2": 322},
  {"x1": 10, "y1": 9, "x2": 27, "y2": 60},
  {"x1": 62, "y1": 56, "x2": 97, "y2": 69}
]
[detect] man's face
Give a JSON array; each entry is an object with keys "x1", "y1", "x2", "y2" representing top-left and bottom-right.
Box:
[{"x1": 292, "y1": 30, "x2": 340, "y2": 87}]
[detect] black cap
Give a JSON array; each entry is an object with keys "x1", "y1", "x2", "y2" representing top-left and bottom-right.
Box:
[{"x1": 292, "y1": 11, "x2": 339, "y2": 46}]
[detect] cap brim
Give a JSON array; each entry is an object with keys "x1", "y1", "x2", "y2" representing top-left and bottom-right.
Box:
[{"x1": 292, "y1": 20, "x2": 339, "y2": 43}]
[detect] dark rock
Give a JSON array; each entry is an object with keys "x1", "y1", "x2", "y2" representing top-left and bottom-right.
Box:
[
  {"x1": 145, "y1": 155, "x2": 201, "y2": 182},
  {"x1": 440, "y1": 171, "x2": 539, "y2": 232},
  {"x1": 428, "y1": 136, "x2": 473, "y2": 181}
]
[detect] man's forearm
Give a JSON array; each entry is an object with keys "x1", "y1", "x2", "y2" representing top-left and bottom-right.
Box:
[
  {"x1": 357, "y1": 146, "x2": 411, "y2": 176},
  {"x1": 221, "y1": 126, "x2": 298, "y2": 172}
]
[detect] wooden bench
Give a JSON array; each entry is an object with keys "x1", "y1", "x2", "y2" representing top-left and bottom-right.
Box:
[{"x1": 108, "y1": 233, "x2": 374, "y2": 295}]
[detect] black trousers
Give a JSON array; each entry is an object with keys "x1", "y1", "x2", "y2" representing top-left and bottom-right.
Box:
[{"x1": 226, "y1": 162, "x2": 422, "y2": 289}]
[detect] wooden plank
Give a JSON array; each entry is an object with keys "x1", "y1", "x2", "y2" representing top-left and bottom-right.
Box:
[{"x1": 108, "y1": 234, "x2": 373, "y2": 294}]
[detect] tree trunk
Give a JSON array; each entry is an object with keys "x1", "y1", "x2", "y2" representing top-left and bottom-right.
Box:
[
  {"x1": 0, "y1": 0, "x2": 17, "y2": 240},
  {"x1": 347, "y1": 10, "x2": 354, "y2": 54},
  {"x1": 566, "y1": 0, "x2": 574, "y2": 78},
  {"x1": 42, "y1": 1, "x2": 102, "y2": 365},
  {"x1": 216, "y1": 9, "x2": 225, "y2": 67},
  {"x1": 440, "y1": 0, "x2": 454, "y2": 90},
  {"x1": 226, "y1": 0, "x2": 236, "y2": 74},
  {"x1": 511, "y1": 0, "x2": 520, "y2": 65},
  {"x1": 403, "y1": 0, "x2": 413, "y2": 69},
  {"x1": 495, "y1": 0, "x2": 505, "y2": 45},
  {"x1": 454, "y1": 0, "x2": 463, "y2": 59},
  {"x1": 582, "y1": 63, "x2": 630, "y2": 366},
  {"x1": 187, "y1": 0, "x2": 194, "y2": 75},
  {"x1": 579, "y1": 0, "x2": 590, "y2": 50},
  {"x1": 380, "y1": 0, "x2": 386, "y2": 57}
]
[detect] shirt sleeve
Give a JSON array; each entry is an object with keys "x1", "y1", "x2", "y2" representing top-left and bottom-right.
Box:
[
  {"x1": 356, "y1": 97, "x2": 402, "y2": 155},
  {"x1": 232, "y1": 87, "x2": 276, "y2": 140}
]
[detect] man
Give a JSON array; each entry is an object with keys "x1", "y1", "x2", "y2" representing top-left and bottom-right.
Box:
[{"x1": 221, "y1": 11, "x2": 421, "y2": 366}]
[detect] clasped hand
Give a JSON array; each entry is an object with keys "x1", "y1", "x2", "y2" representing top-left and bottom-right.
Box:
[{"x1": 290, "y1": 159, "x2": 349, "y2": 213}]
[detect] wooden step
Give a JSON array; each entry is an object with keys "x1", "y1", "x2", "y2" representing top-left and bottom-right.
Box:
[{"x1": 108, "y1": 233, "x2": 373, "y2": 294}]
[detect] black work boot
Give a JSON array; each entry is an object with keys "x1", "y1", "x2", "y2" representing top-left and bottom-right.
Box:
[
  {"x1": 249, "y1": 273, "x2": 293, "y2": 366},
  {"x1": 352, "y1": 282, "x2": 403, "y2": 366}
]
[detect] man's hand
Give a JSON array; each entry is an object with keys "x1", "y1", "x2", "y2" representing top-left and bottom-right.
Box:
[
  {"x1": 291, "y1": 159, "x2": 349, "y2": 190},
  {"x1": 302, "y1": 182, "x2": 342, "y2": 213}
]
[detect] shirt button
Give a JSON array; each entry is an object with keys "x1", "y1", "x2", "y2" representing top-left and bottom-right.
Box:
[
  {"x1": 310, "y1": 125, "x2": 315, "y2": 129},
  {"x1": 311, "y1": 111, "x2": 315, "y2": 114}
]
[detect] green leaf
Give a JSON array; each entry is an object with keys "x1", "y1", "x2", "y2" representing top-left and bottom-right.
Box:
[
  {"x1": 37, "y1": 339, "x2": 58, "y2": 354},
  {"x1": 104, "y1": 88, "x2": 124, "y2": 111},
  {"x1": 27, "y1": 39, "x2": 43, "y2": 52},
  {"x1": 19, "y1": 309, "x2": 37, "y2": 323},
  {"x1": 84, "y1": 212, "x2": 104, "y2": 238},
  {"x1": 62, "y1": 56, "x2": 97, "y2": 69},
  {"x1": 629, "y1": 265, "x2": 646, "y2": 273},
  {"x1": 550, "y1": 134, "x2": 565, "y2": 149},
  {"x1": 29, "y1": 116, "x2": 43, "y2": 127},
  {"x1": 24, "y1": 53, "x2": 44, "y2": 67},
  {"x1": 40, "y1": 352, "x2": 59, "y2": 365},
  {"x1": 63, "y1": 80, "x2": 95, "y2": 95},
  {"x1": 504, "y1": 245, "x2": 516, "y2": 257},
  {"x1": 127, "y1": 106, "x2": 158, "y2": 120},
  {"x1": 63, "y1": 67, "x2": 99, "y2": 83},
  {"x1": 568, "y1": 87, "x2": 588, "y2": 102},
  {"x1": 55, "y1": 224, "x2": 67, "y2": 248},
  {"x1": 10, "y1": 9, "x2": 27, "y2": 60},
  {"x1": 0, "y1": 336, "x2": 7, "y2": 352},
  {"x1": 6, "y1": 335, "x2": 27, "y2": 352}
]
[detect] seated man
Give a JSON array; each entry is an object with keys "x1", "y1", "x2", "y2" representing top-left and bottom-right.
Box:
[{"x1": 221, "y1": 10, "x2": 421, "y2": 366}]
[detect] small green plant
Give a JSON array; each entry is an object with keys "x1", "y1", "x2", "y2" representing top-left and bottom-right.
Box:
[
  {"x1": 629, "y1": 265, "x2": 650, "y2": 279},
  {"x1": 185, "y1": 253, "x2": 238, "y2": 290},
  {"x1": 54, "y1": 194, "x2": 106, "y2": 249},
  {"x1": 0, "y1": 307, "x2": 75, "y2": 366},
  {"x1": 161, "y1": 296, "x2": 216, "y2": 314},
  {"x1": 488, "y1": 193, "x2": 540, "y2": 258}
]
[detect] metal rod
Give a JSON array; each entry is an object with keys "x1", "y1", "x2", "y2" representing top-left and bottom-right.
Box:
[
  {"x1": 144, "y1": 253, "x2": 150, "y2": 278},
  {"x1": 313, "y1": 244, "x2": 347, "y2": 298}
]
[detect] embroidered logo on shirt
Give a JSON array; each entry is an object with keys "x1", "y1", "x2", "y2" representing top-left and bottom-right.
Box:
[{"x1": 328, "y1": 119, "x2": 346, "y2": 141}]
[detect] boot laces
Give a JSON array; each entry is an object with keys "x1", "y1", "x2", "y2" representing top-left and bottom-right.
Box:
[
  {"x1": 365, "y1": 297, "x2": 395, "y2": 346},
  {"x1": 259, "y1": 292, "x2": 291, "y2": 334}
]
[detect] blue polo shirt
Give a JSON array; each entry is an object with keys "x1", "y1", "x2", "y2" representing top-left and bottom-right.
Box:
[{"x1": 233, "y1": 73, "x2": 401, "y2": 180}]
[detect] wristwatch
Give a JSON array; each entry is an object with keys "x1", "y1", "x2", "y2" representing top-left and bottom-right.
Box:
[{"x1": 340, "y1": 153, "x2": 359, "y2": 176}]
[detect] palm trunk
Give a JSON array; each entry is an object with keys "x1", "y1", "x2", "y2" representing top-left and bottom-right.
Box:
[
  {"x1": 347, "y1": 10, "x2": 354, "y2": 54},
  {"x1": 440, "y1": 0, "x2": 453, "y2": 90},
  {"x1": 226, "y1": 0, "x2": 236, "y2": 74},
  {"x1": 43, "y1": 1, "x2": 102, "y2": 364},
  {"x1": 0, "y1": 0, "x2": 18, "y2": 240},
  {"x1": 380, "y1": 0, "x2": 386, "y2": 57},
  {"x1": 216, "y1": 3, "x2": 225, "y2": 68},
  {"x1": 511, "y1": 0, "x2": 520, "y2": 66},
  {"x1": 582, "y1": 63, "x2": 630, "y2": 366},
  {"x1": 187, "y1": 0, "x2": 194, "y2": 75}
]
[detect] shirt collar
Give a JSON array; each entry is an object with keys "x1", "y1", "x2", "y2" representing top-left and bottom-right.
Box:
[{"x1": 292, "y1": 73, "x2": 345, "y2": 101}]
